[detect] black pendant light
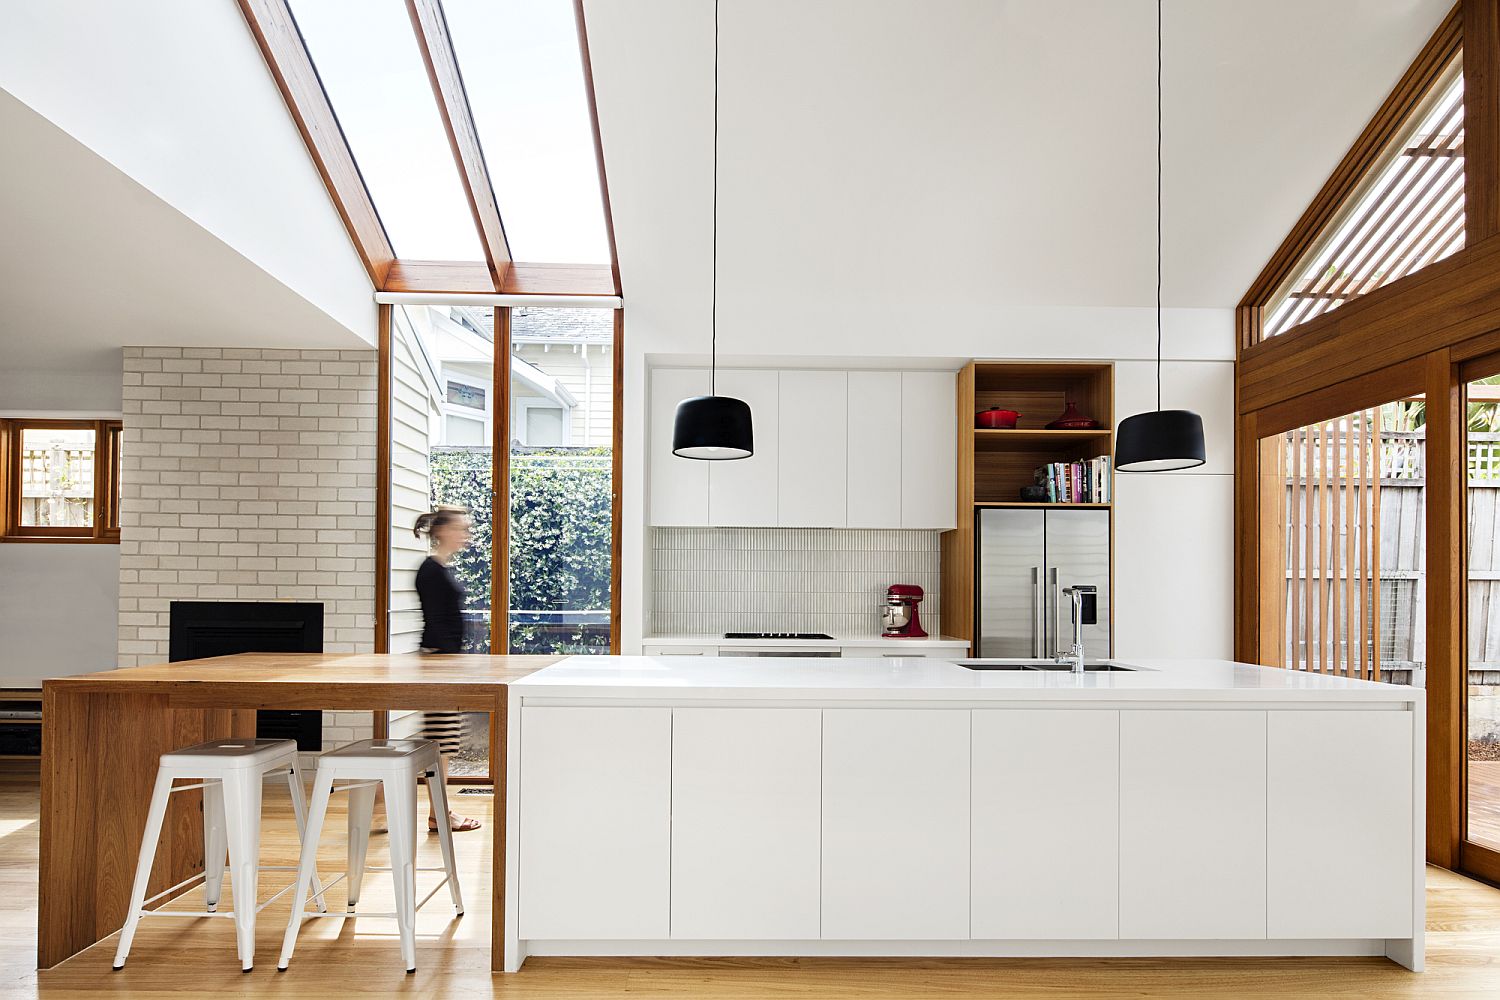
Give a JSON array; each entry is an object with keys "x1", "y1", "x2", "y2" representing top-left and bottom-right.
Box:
[
  {"x1": 672, "y1": 0, "x2": 753, "y2": 460},
  {"x1": 1116, "y1": 0, "x2": 1205, "y2": 473}
]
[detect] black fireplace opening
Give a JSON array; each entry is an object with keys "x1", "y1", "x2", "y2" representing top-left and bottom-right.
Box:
[{"x1": 169, "y1": 601, "x2": 324, "y2": 750}]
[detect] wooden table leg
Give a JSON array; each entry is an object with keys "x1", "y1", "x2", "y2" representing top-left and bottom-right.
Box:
[{"x1": 38, "y1": 686, "x2": 252, "y2": 969}]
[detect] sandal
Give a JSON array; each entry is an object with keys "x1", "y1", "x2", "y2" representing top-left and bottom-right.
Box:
[{"x1": 429, "y1": 813, "x2": 482, "y2": 832}]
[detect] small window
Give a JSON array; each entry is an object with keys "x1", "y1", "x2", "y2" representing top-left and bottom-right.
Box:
[
  {"x1": 446, "y1": 380, "x2": 486, "y2": 410},
  {"x1": 2, "y1": 419, "x2": 122, "y2": 542}
]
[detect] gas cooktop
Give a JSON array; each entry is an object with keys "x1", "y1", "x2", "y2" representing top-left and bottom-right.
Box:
[{"x1": 722, "y1": 632, "x2": 835, "y2": 640}]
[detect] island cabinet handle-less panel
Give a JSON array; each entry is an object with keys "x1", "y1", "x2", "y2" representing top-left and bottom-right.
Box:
[
  {"x1": 518, "y1": 707, "x2": 672, "y2": 940},
  {"x1": 669, "y1": 708, "x2": 822, "y2": 939},
  {"x1": 1267, "y1": 711, "x2": 1415, "y2": 939},
  {"x1": 1118, "y1": 710, "x2": 1268, "y2": 940},
  {"x1": 820, "y1": 709, "x2": 971, "y2": 939},
  {"x1": 971, "y1": 710, "x2": 1120, "y2": 939}
]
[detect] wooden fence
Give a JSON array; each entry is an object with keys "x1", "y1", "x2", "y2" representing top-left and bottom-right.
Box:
[{"x1": 1281, "y1": 428, "x2": 1500, "y2": 672}]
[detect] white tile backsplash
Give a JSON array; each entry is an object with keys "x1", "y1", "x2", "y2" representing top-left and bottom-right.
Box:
[{"x1": 651, "y1": 527, "x2": 942, "y2": 636}]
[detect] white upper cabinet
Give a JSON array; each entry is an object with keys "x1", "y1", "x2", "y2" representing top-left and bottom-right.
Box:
[
  {"x1": 708, "y1": 370, "x2": 780, "y2": 526},
  {"x1": 649, "y1": 366, "x2": 956, "y2": 528},
  {"x1": 901, "y1": 371, "x2": 956, "y2": 528},
  {"x1": 846, "y1": 371, "x2": 903, "y2": 528},
  {"x1": 649, "y1": 368, "x2": 711, "y2": 526},
  {"x1": 779, "y1": 371, "x2": 848, "y2": 527}
]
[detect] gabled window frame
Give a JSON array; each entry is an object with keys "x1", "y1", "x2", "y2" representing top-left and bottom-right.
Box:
[
  {"x1": 0, "y1": 418, "x2": 122, "y2": 543},
  {"x1": 1237, "y1": 6, "x2": 1463, "y2": 352}
]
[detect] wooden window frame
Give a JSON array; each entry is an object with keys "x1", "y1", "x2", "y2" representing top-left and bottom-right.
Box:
[{"x1": 0, "y1": 418, "x2": 122, "y2": 543}]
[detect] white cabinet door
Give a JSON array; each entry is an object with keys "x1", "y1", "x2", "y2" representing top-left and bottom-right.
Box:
[
  {"x1": 519, "y1": 707, "x2": 672, "y2": 939},
  {"x1": 847, "y1": 371, "x2": 903, "y2": 528},
  {"x1": 900, "y1": 371, "x2": 956, "y2": 528},
  {"x1": 671, "y1": 708, "x2": 822, "y2": 939},
  {"x1": 1267, "y1": 710, "x2": 1415, "y2": 938},
  {"x1": 709, "y1": 369, "x2": 779, "y2": 526},
  {"x1": 779, "y1": 371, "x2": 848, "y2": 527},
  {"x1": 971, "y1": 710, "x2": 1119, "y2": 939},
  {"x1": 1119, "y1": 710, "x2": 1267, "y2": 940},
  {"x1": 649, "y1": 368, "x2": 711, "y2": 525},
  {"x1": 822, "y1": 709, "x2": 969, "y2": 939}
]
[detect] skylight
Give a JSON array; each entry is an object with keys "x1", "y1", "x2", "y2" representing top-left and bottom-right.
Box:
[
  {"x1": 1262, "y1": 63, "x2": 1466, "y2": 339},
  {"x1": 443, "y1": 0, "x2": 612, "y2": 264},
  {"x1": 288, "y1": 0, "x2": 485, "y2": 261}
]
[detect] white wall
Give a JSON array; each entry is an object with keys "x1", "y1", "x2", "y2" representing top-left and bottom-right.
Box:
[
  {"x1": 0, "y1": 544, "x2": 120, "y2": 688},
  {"x1": 0, "y1": 366, "x2": 122, "y2": 415},
  {"x1": 0, "y1": 0, "x2": 373, "y2": 344},
  {"x1": 0, "y1": 383, "x2": 124, "y2": 688}
]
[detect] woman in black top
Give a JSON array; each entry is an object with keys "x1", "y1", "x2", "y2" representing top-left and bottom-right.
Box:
[{"x1": 413, "y1": 506, "x2": 481, "y2": 832}]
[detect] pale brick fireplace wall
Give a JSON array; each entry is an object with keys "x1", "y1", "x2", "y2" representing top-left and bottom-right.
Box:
[{"x1": 117, "y1": 346, "x2": 380, "y2": 747}]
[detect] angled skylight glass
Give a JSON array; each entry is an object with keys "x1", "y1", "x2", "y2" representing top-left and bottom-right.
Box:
[
  {"x1": 287, "y1": 0, "x2": 484, "y2": 261},
  {"x1": 442, "y1": 0, "x2": 612, "y2": 264},
  {"x1": 1263, "y1": 61, "x2": 1465, "y2": 340}
]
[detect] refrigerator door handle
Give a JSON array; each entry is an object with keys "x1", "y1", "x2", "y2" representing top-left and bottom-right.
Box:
[
  {"x1": 1049, "y1": 567, "x2": 1060, "y2": 655},
  {"x1": 1031, "y1": 566, "x2": 1043, "y2": 658}
]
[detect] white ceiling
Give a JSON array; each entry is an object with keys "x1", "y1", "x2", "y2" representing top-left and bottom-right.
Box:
[
  {"x1": 0, "y1": 0, "x2": 1455, "y2": 377},
  {"x1": 586, "y1": 0, "x2": 1454, "y2": 318},
  {"x1": 0, "y1": 89, "x2": 369, "y2": 373}
]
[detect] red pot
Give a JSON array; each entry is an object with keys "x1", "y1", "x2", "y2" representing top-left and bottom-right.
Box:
[{"x1": 977, "y1": 407, "x2": 1021, "y2": 429}]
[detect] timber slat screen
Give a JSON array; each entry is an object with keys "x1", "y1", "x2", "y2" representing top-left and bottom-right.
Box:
[
  {"x1": 1279, "y1": 410, "x2": 1384, "y2": 679},
  {"x1": 1260, "y1": 64, "x2": 1466, "y2": 341}
]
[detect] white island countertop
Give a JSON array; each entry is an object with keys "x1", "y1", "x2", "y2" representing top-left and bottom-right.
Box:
[{"x1": 510, "y1": 655, "x2": 1423, "y2": 704}]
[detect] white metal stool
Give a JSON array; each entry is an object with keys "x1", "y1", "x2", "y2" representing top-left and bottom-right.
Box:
[
  {"x1": 278, "y1": 738, "x2": 464, "y2": 973},
  {"x1": 113, "y1": 738, "x2": 326, "y2": 972}
]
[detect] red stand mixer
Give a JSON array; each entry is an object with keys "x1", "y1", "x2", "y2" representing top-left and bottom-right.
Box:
[{"x1": 881, "y1": 584, "x2": 928, "y2": 639}]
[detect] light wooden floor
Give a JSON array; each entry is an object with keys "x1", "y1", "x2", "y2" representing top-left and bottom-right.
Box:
[{"x1": 8, "y1": 762, "x2": 1500, "y2": 998}]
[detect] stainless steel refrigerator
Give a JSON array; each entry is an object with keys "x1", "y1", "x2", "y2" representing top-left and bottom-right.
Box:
[{"x1": 976, "y1": 508, "x2": 1110, "y2": 658}]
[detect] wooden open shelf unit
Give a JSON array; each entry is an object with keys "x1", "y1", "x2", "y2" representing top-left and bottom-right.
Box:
[{"x1": 939, "y1": 361, "x2": 1115, "y2": 651}]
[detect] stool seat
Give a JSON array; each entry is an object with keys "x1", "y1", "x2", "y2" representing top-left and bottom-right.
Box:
[
  {"x1": 160, "y1": 738, "x2": 298, "y2": 770},
  {"x1": 321, "y1": 739, "x2": 437, "y2": 770}
]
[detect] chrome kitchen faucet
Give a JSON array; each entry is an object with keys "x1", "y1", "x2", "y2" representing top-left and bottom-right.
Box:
[{"x1": 1056, "y1": 585, "x2": 1098, "y2": 674}]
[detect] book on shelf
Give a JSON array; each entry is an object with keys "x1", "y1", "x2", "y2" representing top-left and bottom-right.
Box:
[{"x1": 1032, "y1": 455, "x2": 1112, "y2": 504}]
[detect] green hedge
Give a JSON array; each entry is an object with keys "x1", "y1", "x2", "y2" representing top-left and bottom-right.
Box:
[{"x1": 429, "y1": 446, "x2": 611, "y2": 653}]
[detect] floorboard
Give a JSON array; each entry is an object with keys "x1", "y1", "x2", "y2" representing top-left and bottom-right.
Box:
[{"x1": 7, "y1": 760, "x2": 1500, "y2": 997}]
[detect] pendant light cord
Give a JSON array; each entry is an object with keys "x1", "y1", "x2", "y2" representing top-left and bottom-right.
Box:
[
  {"x1": 1155, "y1": 0, "x2": 1163, "y2": 412},
  {"x1": 711, "y1": 0, "x2": 719, "y2": 396}
]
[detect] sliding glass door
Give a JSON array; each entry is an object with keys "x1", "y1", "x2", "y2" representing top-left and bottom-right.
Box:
[{"x1": 1464, "y1": 359, "x2": 1500, "y2": 868}]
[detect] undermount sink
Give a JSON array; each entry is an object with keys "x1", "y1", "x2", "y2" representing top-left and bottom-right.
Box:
[{"x1": 955, "y1": 659, "x2": 1138, "y2": 672}]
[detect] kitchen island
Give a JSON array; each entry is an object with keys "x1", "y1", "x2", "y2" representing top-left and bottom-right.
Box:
[{"x1": 505, "y1": 655, "x2": 1425, "y2": 973}]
